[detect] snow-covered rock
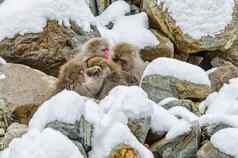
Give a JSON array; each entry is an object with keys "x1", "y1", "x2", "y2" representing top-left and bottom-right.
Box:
[
  {"x1": 142, "y1": 58, "x2": 210, "y2": 86},
  {"x1": 98, "y1": 12, "x2": 159, "y2": 48},
  {"x1": 143, "y1": 0, "x2": 238, "y2": 54},
  {"x1": 0, "y1": 0, "x2": 95, "y2": 41},
  {"x1": 211, "y1": 128, "x2": 238, "y2": 158},
  {"x1": 1, "y1": 128, "x2": 84, "y2": 158}
]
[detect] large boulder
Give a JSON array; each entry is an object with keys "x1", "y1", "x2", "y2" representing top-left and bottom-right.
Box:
[
  {"x1": 0, "y1": 20, "x2": 99, "y2": 76},
  {"x1": 141, "y1": 75, "x2": 209, "y2": 103},
  {"x1": 143, "y1": 0, "x2": 238, "y2": 54},
  {"x1": 0, "y1": 63, "x2": 57, "y2": 124}
]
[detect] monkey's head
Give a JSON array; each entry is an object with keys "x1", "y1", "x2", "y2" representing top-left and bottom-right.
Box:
[
  {"x1": 57, "y1": 61, "x2": 86, "y2": 91},
  {"x1": 111, "y1": 42, "x2": 140, "y2": 71},
  {"x1": 83, "y1": 37, "x2": 110, "y2": 60}
]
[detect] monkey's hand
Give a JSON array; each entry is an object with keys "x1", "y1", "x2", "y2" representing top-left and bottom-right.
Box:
[{"x1": 86, "y1": 66, "x2": 102, "y2": 76}]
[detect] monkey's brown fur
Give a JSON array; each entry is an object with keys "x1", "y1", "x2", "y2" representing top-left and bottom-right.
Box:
[{"x1": 111, "y1": 42, "x2": 146, "y2": 81}]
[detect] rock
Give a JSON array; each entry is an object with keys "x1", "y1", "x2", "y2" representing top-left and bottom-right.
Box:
[
  {"x1": 108, "y1": 144, "x2": 140, "y2": 158},
  {"x1": 140, "y1": 30, "x2": 174, "y2": 61},
  {"x1": 127, "y1": 117, "x2": 151, "y2": 143},
  {"x1": 145, "y1": 129, "x2": 165, "y2": 146},
  {"x1": 0, "y1": 63, "x2": 57, "y2": 124},
  {"x1": 143, "y1": 0, "x2": 238, "y2": 54},
  {"x1": 141, "y1": 75, "x2": 209, "y2": 103},
  {"x1": 211, "y1": 57, "x2": 231, "y2": 67},
  {"x1": 205, "y1": 124, "x2": 232, "y2": 139},
  {"x1": 208, "y1": 63, "x2": 238, "y2": 91},
  {"x1": 151, "y1": 123, "x2": 201, "y2": 158},
  {"x1": 0, "y1": 123, "x2": 27, "y2": 149},
  {"x1": 0, "y1": 99, "x2": 11, "y2": 131},
  {"x1": 0, "y1": 20, "x2": 99, "y2": 76},
  {"x1": 97, "y1": 71, "x2": 139, "y2": 99},
  {"x1": 160, "y1": 99, "x2": 193, "y2": 111},
  {"x1": 197, "y1": 142, "x2": 232, "y2": 158},
  {"x1": 46, "y1": 116, "x2": 93, "y2": 154}
]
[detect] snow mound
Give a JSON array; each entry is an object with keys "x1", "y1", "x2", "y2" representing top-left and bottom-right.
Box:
[
  {"x1": 0, "y1": 57, "x2": 6, "y2": 65},
  {"x1": 2, "y1": 128, "x2": 83, "y2": 158},
  {"x1": 158, "y1": 0, "x2": 235, "y2": 39},
  {"x1": 99, "y1": 86, "x2": 153, "y2": 124},
  {"x1": 90, "y1": 122, "x2": 153, "y2": 158},
  {"x1": 151, "y1": 104, "x2": 191, "y2": 140},
  {"x1": 96, "y1": 0, "x2": 130, "y2": 26},
  {"x1": 142, "y1": 57, "x2": 211, "y2": 86},
  {"x1": 98, "y1": 12, "x2": 159, "y2": 48},
  {"x1": 0, "y1": 0, "x2": 95, "y2": 40},
  {"x1": 200, "y1": 83, "x2": 238, "y2": 115},
  {"x1": 211, "y1": 128, "x2": 238, "y2": 157},
  {"x1": 29, "y1": 90, "x2": 90, "y2": 130}
]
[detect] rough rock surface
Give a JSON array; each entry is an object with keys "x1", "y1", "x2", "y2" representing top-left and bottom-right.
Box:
[
  {"x1": 151, "y1": 123, "x2": 201, "y2": 158},
  {"x1": 0, "y1": 63, "x2": 57, "y2": 124},
  {"x1": 140, "y1": 30, "x2": 174, "y2": 61},
  {"x1": 209, "y1": 63, "x2": 238, "y2": 91},
  {"x1": 0, "y1": 123, "x2": 27, "y2": 150},
  {"x1": 141, "y1": 75, "x2": 209, "y2": 103},
  {"x1": 108, "y1": 144, "x2": 140, "y2": 158},
  {"x1": 197, "y1": 142, "x2": 232, "y2": 158},
  {"x1": 0, "y1": 20, "x2": 99, "y2": 76},
  {"x1": 143, "y1": 0, "x2": 238, "y2": 54}
]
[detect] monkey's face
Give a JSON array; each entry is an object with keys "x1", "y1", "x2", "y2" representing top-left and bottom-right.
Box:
[
  {"x1": 85, "y1": 38, "x2": 110, "y2": 59},
  {"x1": 112, "y1": 54, "x2": 132, "y2": 72}
]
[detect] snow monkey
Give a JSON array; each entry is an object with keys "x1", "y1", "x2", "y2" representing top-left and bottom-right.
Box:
[
  {"x1": 111, "y1": 42, "x2": 146, "y2": 81},
  {"x1": 57, "y1": 38, "x2": 120, "y2": 97}
]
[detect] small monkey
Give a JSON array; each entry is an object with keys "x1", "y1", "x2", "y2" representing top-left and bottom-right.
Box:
[{"x1": 111, "y1": 42, "x2": 146, "y2": 81}]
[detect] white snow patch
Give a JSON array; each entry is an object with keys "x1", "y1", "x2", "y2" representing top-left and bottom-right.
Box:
[
  {"x1": 29, "y1": 90, "x2": 92, "y2": 130},
  {"x1": 168, "y1": 106, "x2": 199, "y2": 123},
  {"x1": 211, "y1": 128, "x2": 238, "y2": 157},
  {"x1": 157, "y1": 97, "x2": 178, "y2": 106},
  {"x1": 151, "y1": 104, "x2": 191, "y2": 140},
  {"x1": 96, "y1": 0, "x2": 130, "y2": 26},
  {"x1": 99, "y1": 86, "x2": 153, "y2": 125},
  {"x1": 142, "y1": 57, "x2": 211, "y2": 86},
  {"x1": 158, "y1": 0, "x2": 235, "y2": 39},
  {"x1": 98, "y1": 12, "x2": 159, "y2": 49},
  {"x1": 0, "y1": 57, "x2": 6, "y2": 65},
  {"x1": 229, "y1": 78, "x2": 238, "y2": 84},
  {"x1": 90, "y1": 122, "x2": 153, "y2": 158},
  {"x1": 2, "y1": 128, "x2": 83, "y2": 158},
  {"x1": 0, "y1": 0, "x2": 95, "y2": 40},
  {"x1": 199, "y1": 114, "x2": 238, "y2": 128},
  {"x1": 201, "y1": 83, "x2": 238, "y2": 115}
]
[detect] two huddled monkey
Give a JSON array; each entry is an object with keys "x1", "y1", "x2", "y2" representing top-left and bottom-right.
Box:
[{"x1": 57, "y1": 37, "x2": 146, "y2": 98}]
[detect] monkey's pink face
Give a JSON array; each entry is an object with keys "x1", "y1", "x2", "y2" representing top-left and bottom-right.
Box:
[{"x1": 101, "y1": 48, "x2": 109, "y2": 61}]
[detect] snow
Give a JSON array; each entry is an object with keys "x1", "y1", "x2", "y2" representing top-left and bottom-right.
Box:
[
  {"x1": 211, "y1": 128, "x2": 238, "y2": 157},
  {"x1": 97, "y1": 12, "x2": 159, "y2": 49},
  {"x1": 200, "y1": 83, "x2": 238, "y2": 115},
  {"x1": 0, "y1": 57, "x2": 6, "y2": 65},
  {"x1": 0, "y1": 0, "x2": 95, "y2": 40},
  {"x1": 29, "y1": 90, "x2": 90, "y2": 130},
  {"x1": 2, "y1": 128, "x2": 83, "y2": 158},
  {"x1": 229, "y1": 78, "x2": 238, "y2": 84},
  {"x1": 168, "y1": 106, "x2": 199, "y2": 123},
  {"x1": 199, "y1": 114, "x2": 238, "y2": 128},
  {"x1": 142, "y1": 57, "x2": 211, "y2": 86},
  {"x1": 90, "y1": 122, "x2": 153, "y2": 158},
  {"x1": 96, "y1": 0, "x2": 130, "y2": 26},
  {"x1": 158, "y1": 0, "x2": 235, "y2": 39},
  {"x1": 157, "y1": 97, "x2": 178, "y2": 106},
  {"x1": 151, "y1": 104, "x2": 191, "y2": 140}
]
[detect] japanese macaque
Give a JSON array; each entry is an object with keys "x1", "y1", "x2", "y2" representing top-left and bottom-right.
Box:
[
  {"x1": 56, "y1": 37, "x2": 121, "y2": 98},
  {"x1": 57, "y1": 57, "x2": 113, "y2": 98},
  {"x1": 111, "y1": 42, "x2": 146, "y2": 81}
]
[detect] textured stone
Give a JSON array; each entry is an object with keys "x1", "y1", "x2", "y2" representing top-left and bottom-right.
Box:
[
  {"x1": 141, "y1": 75, "x2": 209, "y2": 103},
  {"x1": 151, "y1": 123, "x2": 201, "y2": 158},
  {"x1": 143, "y1": 0, "x2": 238, "y2": 54},
  {"x1": 0, "y1": 20, "x2": 99, "y2": 76},
  {"x1": 0, "y1": 63, "x2": 57, "y2": 124}
]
